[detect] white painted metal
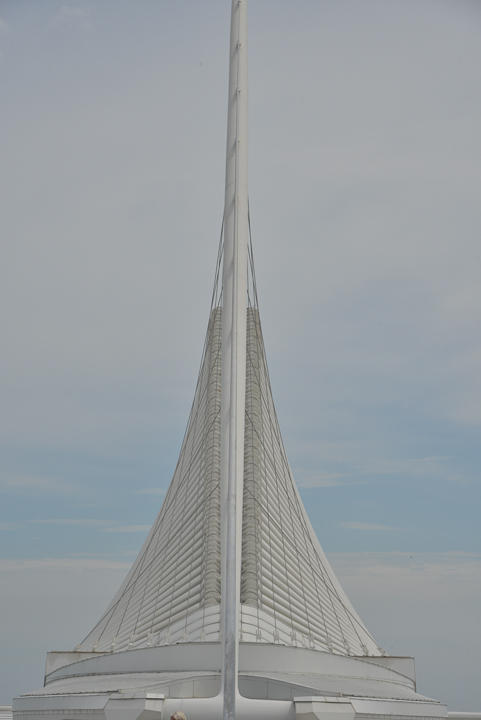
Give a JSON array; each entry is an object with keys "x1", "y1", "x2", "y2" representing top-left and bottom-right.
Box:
[
  {"x1": 75, "y1": 309, "x2": 223, "y2": 653},
  {"x1": 14, "y1": 676, "x2": 449, "y2": 720},
  {"x1": 221, "y1": 1, "x2": 249, "y2": 719},
  {"x1": 73, "y1": 309, "x2": 382, "y2": 659},
  {"x1": 241, "y1": 310, "x2": 382, "y2": 657},
  {"x1": 19, "y1": 645, "x2": 440, "y2": 713},
  {"x1": 42, "y1": 645, "x2": 417, "y2": 692}
]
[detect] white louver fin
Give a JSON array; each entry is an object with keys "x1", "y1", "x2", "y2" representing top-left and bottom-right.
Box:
[
  {"x1": 76, "y1": 305, "x2": 382, "y2": 658},
  {"x1": 76, "y1": 308, "x2": 223, "y2": 653},
  {"x1": 241, "y1": 308, "x2": 383, "y2": 657}
]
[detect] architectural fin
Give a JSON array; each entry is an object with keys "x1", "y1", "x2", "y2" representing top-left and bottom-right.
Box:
[
  {"x1": 77, "y1": 308, "x2": 223, "y2": 653},
  {"x1": 241, "y1": 307, "x2": 381, "y2": 657},
  {"x1": 76, "y1": 305, "x2": 382, "y2": 659}
]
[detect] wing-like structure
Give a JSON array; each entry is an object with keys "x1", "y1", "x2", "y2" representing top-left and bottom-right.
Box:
[
  {"x1": 78, "y1": 308, "x2": 223, "y2": 652},
  {"x1": 77, "y1": 306, "x2": 382, "y2": 658},
  {"x1": 241, "y1": 308, "x2": 380, "y2": 656}
]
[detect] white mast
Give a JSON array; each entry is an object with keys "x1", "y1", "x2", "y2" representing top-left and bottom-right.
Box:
[{"x1": 221, "y1": 1, "x2": 248, "y2": 719}]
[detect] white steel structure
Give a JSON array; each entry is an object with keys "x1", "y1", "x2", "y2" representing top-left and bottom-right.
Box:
[
  {"x1": 71, "y1": 305, "x2": 383, "y2": 660},
  {"x1": 13, "y1": 3, "x2": 456, "y2": 720}
]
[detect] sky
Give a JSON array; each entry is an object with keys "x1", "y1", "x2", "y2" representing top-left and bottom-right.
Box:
[{"x1": 1, "y1": 0, "x2": 481, "y2": 711}]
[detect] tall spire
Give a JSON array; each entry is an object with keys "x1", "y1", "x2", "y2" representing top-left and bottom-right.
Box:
[
  {"x1": 73, "y1": 0, "x2": 381, "y2": 684},
  {"x1": 73, "y1": 0, "x2": 384, "y2": 671},
  {"x1": 221, "y1": 1, "x2": 249, "y2": 719}
]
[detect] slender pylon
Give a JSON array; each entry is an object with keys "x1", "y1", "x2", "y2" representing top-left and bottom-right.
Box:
[{"x1": 221, "y1": 1, "x2": 249, "y2": 719}]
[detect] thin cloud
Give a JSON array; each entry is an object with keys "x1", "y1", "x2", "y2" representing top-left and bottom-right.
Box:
[
  {"x1": 360, "y1": 456, "x2": 456, "y2": 480},
  {"x1": 27, "y1": 519, "x2": 115, "y2": 527},
  {"x1": 295, "y1": 456, "x2": 458, "y2": 490},
  {"x1": 295, "y1": 472, "x2": 365, "y2": 488},
  {"x1": 47, "y1": 6, "x2": 94, "y2": 32},
  {"x1": 101, "y1": 525, "x2": 151, "y2": 533},
  {"x1": 0, "y1": 472, "x2": 76, "y2": 496},
  {"x1": 341, "y1": 521, "x2": 398, "y2": 530},
  {"x1": 0, "y1": 557, "x2": 131, "y2": 571},
  {"x1": 135, "y1": 488, "x2": 166, "y2": 496},
  {"x1": 67, "y1": 552, "x2": 124, "y2": 558},
  {"x1": 327, "y1": 551, "x2": 481, "y2": 582}
]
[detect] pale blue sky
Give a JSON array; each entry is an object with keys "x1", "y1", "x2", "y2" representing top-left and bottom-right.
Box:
[{"x1": 1, "y1": 0, "x2": 480, "y2": 711}]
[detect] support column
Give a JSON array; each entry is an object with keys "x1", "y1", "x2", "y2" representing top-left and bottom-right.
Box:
[{"x1": 220, "y1": 1, "x2": 249, "y2": 720}]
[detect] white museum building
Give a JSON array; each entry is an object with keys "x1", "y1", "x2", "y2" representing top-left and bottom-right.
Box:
[{"x1": 11, "y1": 3, "x2": 480, "y2": 720}]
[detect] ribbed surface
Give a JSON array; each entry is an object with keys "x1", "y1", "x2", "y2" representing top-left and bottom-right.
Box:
[
  {"x1": 76, "y1": 305, "x2": 382, "y2": 658},
  {"x1": 241, "y1": 308, "x2": 382, "y2": 657},
  {"x1": 76, "y1": 309, "x2": 223, "y2": 653}
]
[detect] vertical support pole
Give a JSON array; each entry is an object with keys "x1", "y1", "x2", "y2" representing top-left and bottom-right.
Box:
[{"x1": 221, "y1": 1, "x2": 248, "y2": 720}]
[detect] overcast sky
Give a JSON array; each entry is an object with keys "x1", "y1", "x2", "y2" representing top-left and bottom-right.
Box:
[{"x1": 1, "y1": 0, "x2": 481, "y2": 711}]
